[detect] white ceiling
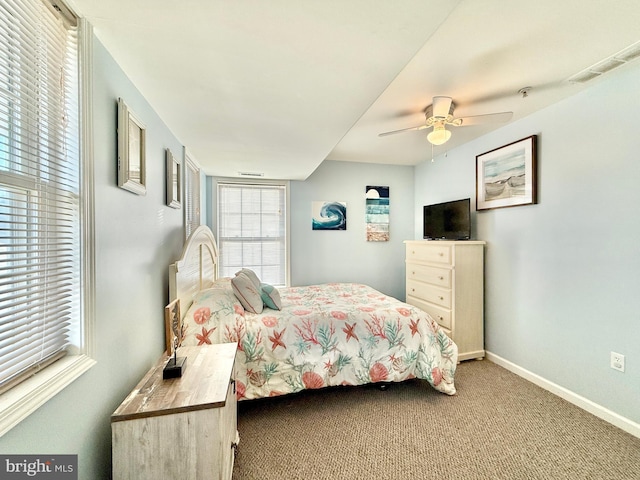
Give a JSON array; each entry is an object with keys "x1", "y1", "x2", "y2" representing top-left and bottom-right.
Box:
[{"x1": 67, "y1": 0, "x2": 640, "y2": 180}]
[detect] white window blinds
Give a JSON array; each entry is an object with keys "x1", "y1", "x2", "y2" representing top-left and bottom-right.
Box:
[
  {"x1": 0, "y1": 0, "x2": 80, "y2": 393},
  {"x1": 217, "y1": 183, "x2": 287, "y2": 286}
]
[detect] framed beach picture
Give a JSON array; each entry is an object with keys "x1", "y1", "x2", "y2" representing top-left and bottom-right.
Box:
[{"x1": 476, "y1": 135, "x2": 537, "y2": 211}]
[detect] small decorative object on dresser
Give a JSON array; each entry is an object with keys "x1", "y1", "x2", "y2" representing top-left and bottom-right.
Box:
[
  {"x1": 111, "y1": 343, "x2": 238, "y2": 480},
  {"x1": 163, "y1": 298, "x2": 186, "y2": 379},
  {"x1": 405, "y1": 240, "x2": 485, "y2": 361}
]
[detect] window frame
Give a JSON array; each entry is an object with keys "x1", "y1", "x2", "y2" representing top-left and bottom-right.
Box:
[
  {"x1": 0, "y1": 9, "x2": 95, "y2": 437},
  {"x1": 216, "y1": 178, "x2": 290, "y2": 287}
]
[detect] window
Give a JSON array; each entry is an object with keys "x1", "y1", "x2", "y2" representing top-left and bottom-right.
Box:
[
  {"x1": 184, "y1": 153, "x2": 201, "y2": 239},
  {"x1": 0, "y1": 0, "x2": 94, "y2": 436},
  {"x1": 217, "y1": 181, "x2": 289, "y2": 286}
]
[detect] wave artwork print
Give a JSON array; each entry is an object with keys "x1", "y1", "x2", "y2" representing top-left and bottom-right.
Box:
[{"x1": 312, "y1": 201, "x2": 347, "y2": 230}]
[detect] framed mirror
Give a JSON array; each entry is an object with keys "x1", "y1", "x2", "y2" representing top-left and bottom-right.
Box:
[
  {"x1": 166, "y1": 148, "x2": 181, "y2": 208},
  {"x1": 117, "y1": 98, "x2": 147, "y2": 195}
]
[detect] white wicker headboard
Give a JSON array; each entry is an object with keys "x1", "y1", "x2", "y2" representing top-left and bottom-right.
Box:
[{"x1": 169, "y1": 226, "x2": 219, "y2": 317}]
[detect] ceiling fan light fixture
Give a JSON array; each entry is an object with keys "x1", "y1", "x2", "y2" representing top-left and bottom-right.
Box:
[{"x1": 427, "y1": 124, "x2": 451, "y2": 145}]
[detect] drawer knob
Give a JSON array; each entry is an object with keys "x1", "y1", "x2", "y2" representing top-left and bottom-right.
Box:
[
  {"x1": 438, "y1": 252, "x2": 443, "y2": 256},
  {"x1": 438, "y1": 296, "x2": 444, "y2": 300},
  {"x1": 438, "y1": 276, "x2": 444, "y2": 280},
  {"x1": 438, "y1": 316, "x2": 444, "y2": 321},
  {"x1": 411, "y1": 288, "x2": 415, "y2": 292}
]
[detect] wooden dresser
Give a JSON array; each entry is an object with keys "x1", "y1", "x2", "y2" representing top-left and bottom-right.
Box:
[
  {"x1": 111, "y1": 343, "x2": 238, "y2": 480},
  {"x1": 405, "y1": 240, "x2": 485, "y2": 361}
]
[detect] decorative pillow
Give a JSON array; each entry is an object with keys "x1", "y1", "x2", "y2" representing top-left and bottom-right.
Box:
[
  {"x1": 231, "y1": 272, "x2": 264, "y2": 314},
  {"x1": 260, "y1": 283, "x2": 282, "y2": 310},
  {"x1": 236, "y1": 268, "x2": 261, "y2": 288}
]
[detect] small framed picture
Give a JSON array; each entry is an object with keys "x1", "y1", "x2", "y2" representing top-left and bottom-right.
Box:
[
  {"x1": 476, "y1": 135, "x2": 537, "y2": 211},
  {"x1": 164, "y1": 299, "x2": 182, "y2": 356},
  {"x1": 312, "y1": 201, "x2": 347, "y2": 230},
  {"x1": 166, "y1": 148, "x2": 181, "y2": 208},
  {"x1": 117, "y1": 98, "x2": 147, "y2": 195}
]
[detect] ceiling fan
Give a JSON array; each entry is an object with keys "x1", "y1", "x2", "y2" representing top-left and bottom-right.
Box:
[{"x1": 378, "y1": 96, "x2": 513, "y2": 145}]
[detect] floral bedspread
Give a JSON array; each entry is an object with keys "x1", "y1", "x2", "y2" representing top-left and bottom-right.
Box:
[{"x1": 180, "y1": 278, "x2": 458, "y2": 399}]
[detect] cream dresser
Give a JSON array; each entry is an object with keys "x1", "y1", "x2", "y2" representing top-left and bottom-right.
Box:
[
  {"x1": 111, "y1": 343, "x2": 238, "y2": 480},
  {"x1": 405, "y1": 240, "x2": 485, "y2": 361}
]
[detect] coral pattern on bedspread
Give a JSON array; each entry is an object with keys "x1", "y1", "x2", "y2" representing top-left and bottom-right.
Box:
[{"x1": 180, "y1": 278, "x2": 458, "y2": 399}]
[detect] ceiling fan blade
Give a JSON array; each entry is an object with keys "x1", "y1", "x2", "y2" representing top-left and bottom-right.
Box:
[
  {"x1": 378, "y1": 124, "x2": 428, "y2": 137},
  {"x1": 432, "y1": 96, "x2": 453, "y2": 118},
  {"x1": 453, "y1": 111, "x2": 513, "y2": 126}
]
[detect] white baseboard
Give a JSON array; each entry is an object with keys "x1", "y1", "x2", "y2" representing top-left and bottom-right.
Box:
[{"x1": 485, "y1": 351, "x2": 640, "y2": 439}]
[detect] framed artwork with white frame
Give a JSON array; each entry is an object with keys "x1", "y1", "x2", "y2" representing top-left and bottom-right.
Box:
[
  {"x1": 166, "y1": 148, "x2": 181, "y2": 208},
  {"x1": 117, "y1": 98, "x2": 147, "y2": 195}
]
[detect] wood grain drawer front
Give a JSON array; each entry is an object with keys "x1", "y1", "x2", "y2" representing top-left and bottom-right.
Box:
[
  {"x1": 407, "y1": 244, "x2": 451, "y2": 265},
  {"x1": 407, "y1": 264, "x2": 451, "y2": 288},
  {"x1": 406, "y1": 296, "x2": 452, "y2": 330},
  {"x1": 406, "y1": 280, "x2": 451, "y2": 309}
]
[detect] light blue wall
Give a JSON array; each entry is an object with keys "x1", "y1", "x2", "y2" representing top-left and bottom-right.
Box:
[
  {"x1": 0, "y1": 34, "x2": 186, "y2": 478},
  {"x1": 414, "y1": 63, "x2": 640, "y2": 424},
  {"x1": 290, "y1": 160, "x2": 414, "y2": 300},
  {"x1": 207, "y1": 161, "x2": 414, "y2": 300}
]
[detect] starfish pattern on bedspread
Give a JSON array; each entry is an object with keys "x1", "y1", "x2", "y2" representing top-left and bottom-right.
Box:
[{"x1": 180, "y1": 279, "x2": 458, "y2": 400}]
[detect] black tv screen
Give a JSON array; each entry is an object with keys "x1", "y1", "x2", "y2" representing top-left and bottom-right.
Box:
[{"x1": 423, "y1": 198, "x2": 471, "y2": 240}]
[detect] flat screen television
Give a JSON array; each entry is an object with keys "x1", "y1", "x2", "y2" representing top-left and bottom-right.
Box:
[{"x1": 423, "y1": 198, "x2": 471, "y2": 240}]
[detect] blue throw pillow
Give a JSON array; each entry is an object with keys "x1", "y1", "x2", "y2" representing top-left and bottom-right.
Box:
[{"x1": 260, "y1": 283, "x2": 282, "y2": 310}]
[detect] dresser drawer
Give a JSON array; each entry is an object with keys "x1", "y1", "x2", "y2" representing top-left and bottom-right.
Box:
[
  {"x1": 406, "y1": 296, "x2": 452, "y2": 330},
  {"x1": 406, "y1": 279, "x2": 451, "y2": 309},
  {"x1": 406, "y1": 244, "x2": 451, "y2": 265},
  {"x1": 406, "y1": 263, "x2": 451, "y2": 288}
]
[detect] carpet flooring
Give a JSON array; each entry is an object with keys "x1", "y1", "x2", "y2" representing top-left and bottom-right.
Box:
[{"x1": 232, "y1": 359, "x2": 640, "y2": 479}]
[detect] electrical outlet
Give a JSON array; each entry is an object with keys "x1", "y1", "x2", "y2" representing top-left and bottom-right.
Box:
[{"x1": 610, "y1": 352, "x2": 625, "y2": 372}]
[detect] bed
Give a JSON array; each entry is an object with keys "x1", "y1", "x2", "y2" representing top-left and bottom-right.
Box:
[{"x1": 169, "y1": 226, "x2": 458, "y2": 400}]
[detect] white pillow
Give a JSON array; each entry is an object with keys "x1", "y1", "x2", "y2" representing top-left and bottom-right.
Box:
[
  {"x1": 231, "y1": 272, "x2": 263, "y2": 314},
  {"x1": 236, "y1": 268, "x2": 261, "y2": 288}
]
